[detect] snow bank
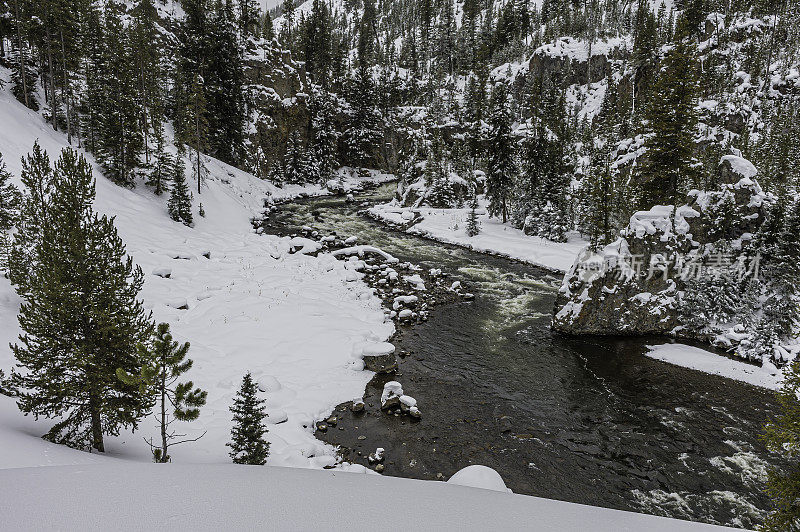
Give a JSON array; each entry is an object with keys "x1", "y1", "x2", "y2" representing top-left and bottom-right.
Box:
[
  {"x1": 646, "y1": 344, "x2": 784, "y2": 390},
  {"x1": 447, "y1": 465, "x2": 512, "y2": 493},
  {"x1": 369, "y1": 198, "x2": 586, "y2": 272},
  {"x1": 0, "y1": 463, "x2": 736, "y2": 531}
]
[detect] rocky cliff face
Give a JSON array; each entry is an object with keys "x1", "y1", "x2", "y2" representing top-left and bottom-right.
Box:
[
  {"x1": 552, "y1": 156, "x2": 769, "y2": 337},
  {"x1": 244, "y1": 41, "x2": 311, "y2": 171}
]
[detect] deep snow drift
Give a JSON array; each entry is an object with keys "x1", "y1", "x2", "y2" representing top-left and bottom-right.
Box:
[{"x1": 0, "y1": 463, "x2": 737, "y2": 531}]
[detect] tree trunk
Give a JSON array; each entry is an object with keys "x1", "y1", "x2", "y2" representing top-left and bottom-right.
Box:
[
  {"x1": 13, "y1": 0, "x2": 29, "y2": 109},
  {"x1": 45, "y1": 21, "x2": 58, "y2": 131},
  {"x1": 90, "y1": 396, "x2": 105, "y2": 453},
  {"x1": 160, "y1": 373, "x2": 168, "y2": 462},
  {"x1": 60, "y1": 29, "x2": 72, "y2": 144}
]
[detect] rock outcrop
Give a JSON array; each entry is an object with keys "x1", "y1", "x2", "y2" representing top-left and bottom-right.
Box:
[{"x1": 553, "y1": 156, "x2": 770, "y2": 337}]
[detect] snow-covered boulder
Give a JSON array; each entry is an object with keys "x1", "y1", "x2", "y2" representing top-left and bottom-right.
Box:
[
  {"x1": 447, "y1": 465, "x2": 512, "y2": 493},
  {"x1": 361, "y1": 342, "x2": 397, "y2": 374},
  {"x1": 380, "y1": 381, "x2": 404, "y2": 411}
]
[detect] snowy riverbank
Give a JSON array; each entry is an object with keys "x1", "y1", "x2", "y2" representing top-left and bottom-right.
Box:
[
  {"x1": 0, "y1": 75, "x2": 393, "y2": 469},
  {"x1": 368, "y1": 198, "x2": 587, "y2": 273},
  {"x1": 647, "y1": 344, "x2": 784, "y2": 390}
]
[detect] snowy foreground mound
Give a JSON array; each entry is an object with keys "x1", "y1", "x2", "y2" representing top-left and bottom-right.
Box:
[{"x1": 0, "y1": 463, "x2": 734, "y2": 531}]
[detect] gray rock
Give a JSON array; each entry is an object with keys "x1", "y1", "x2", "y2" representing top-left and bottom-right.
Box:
[{"x1": 362, "y1": 353, "x2": 398, "y2": 373}]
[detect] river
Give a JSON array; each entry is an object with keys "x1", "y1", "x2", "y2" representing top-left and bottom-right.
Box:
[{"x1": 263, "y1": 183, "x2": 781, "y2": 529}]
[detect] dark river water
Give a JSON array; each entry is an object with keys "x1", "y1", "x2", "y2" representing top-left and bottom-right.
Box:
[{"x1": 264, "y1": 183, "x2": 782, "y2": 529}]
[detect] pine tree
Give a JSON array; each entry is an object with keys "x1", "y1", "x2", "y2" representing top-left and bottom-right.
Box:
[
  {"x1": 8, "y1": 0, "x2": 38, "y2": 111},
  {"x1": 311, "y1": 90, "x2": 339, "y2": 184},
  {"x1": 466, "y1": 195, "x2": 481, "y2": 237},
  {"x1": 9, "y1": 147, "x2": 153, "y2": 452},
  {"x1": 763, "y1": 354, "x2": 800, "y2": 531},
  {"x1": 0, "y1": 152, "x2": 20, "y2": 232},
  {"x1": 146, "y1": 124, "x2": 173, "y2": 196},
  {"x1": 345, "y1": 65, "x2": 381, "y2": 168},
  {"x1": 0, "y1": 152, "x2": 20, "y2": 274},
  {"x1": 184, "y1": 73, "x2": 209, "y2": 194},
  {"x1": 227, "y1": 372, "x2": 269, "y2": 465},
  {"x1": 638, "y1": 15, "x2": 700, "y2": 209},
  {"x1": 168, "y1": 158, "x2": 193, "y2": 226},
  {"x1": 485, "y1": 84, "x2": 517, "y2": 223},
  {"x1": 95, "y1": 1, "x2": 143, "y2": 187},
  {"x1": 130, "y1": 0, "x2": 166, "y2": 168},
  {"x1": 117, "y1": 322, "x2": 207, "y2": 463},
  {"x1": 7, "y1": 142, "x2": 54, "y2": 290},
  {"x1": 357, "y1": 0, "x2": 377, "y2": 70},
  {"x1": 283, "y1": 131, "x2": 311, "y2": 184},
  {"x1": 204, "y1": 2, "x2": 246, "y2": 165}
]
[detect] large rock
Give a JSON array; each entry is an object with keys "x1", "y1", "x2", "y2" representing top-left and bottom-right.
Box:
[
  {"x1": 553, "y1": 157, "x2": 769, "y2": 337},
  {"x1": 362, "y1": 342, "x2": 397, "y2": 373}
]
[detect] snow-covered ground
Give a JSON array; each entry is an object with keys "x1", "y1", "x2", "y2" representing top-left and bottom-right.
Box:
[
  {"x1": 369, "y1": 199, "x2": 587, "y2": 273},
  {"x1": 0, "y1": 463, "x2": 736, "y2": 531},
  {"x1": 0, "y1": 72, "x2": 393, "y2": 469},
  {"x1": 647, "y1": 344, "x2": 784, "y2": 390}
]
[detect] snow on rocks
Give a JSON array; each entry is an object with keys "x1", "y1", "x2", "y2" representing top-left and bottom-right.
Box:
[
  {"x1": 332, "y1": 245, "x2": 399, "y2": 263},
  {"x1": 380, "y1": 382, "x2": 422, "y2": 420},
  {"x1": 368, "y1": 447, "x2": 385, "y2": 464},
  {"x1": 447, "y1": 465, "x2": 513, "y2": 493},
  {"x1": 360, "y1": 342, "x2": 398, "y2": 374},
  {"x1": 288, "y1": 236, "x2": 322, "y2": 254},
  {"x1": 381, "y1": 381, "x2": 404, "y2": 410},
  {"x1": 152, "y1": 267, "x2": 172, "y2": 278}
]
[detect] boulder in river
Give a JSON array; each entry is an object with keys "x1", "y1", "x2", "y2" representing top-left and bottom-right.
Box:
[
  {"x1": 362, "y1": 342, "x2": 398, "y2": 373},
  {"x1": 381, "y1": 381, "x2": 404, "y2": 411}
]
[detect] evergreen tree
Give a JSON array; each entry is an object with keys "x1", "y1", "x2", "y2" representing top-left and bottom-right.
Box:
[
  {"x1": 146, "y1": 124, "x2": 173, "y2": 196},
  {"x1": 168, "y1": 158, "x2": 193, "y2": 226},
  {"x1": 7, "y1": 142, "x2": 54, "y2": 290},
  {"x1": 9, "y1": 147, "x2": 153, "y2": 452},
  {"x1": 227, "y1": 372, "x2": 269, "y2": 465},
  {"x1": 0, "y1": 152, "x2": 21, "y2": 232},
  {"x1": 311, "y1": 91, "x2": 339, "y2": 184},
  {"x1": 638, "y1": 15, "x2": 700, "y2": 209},
  {"x1": 283, "y1": 131, "x2": 312, "y2": 184},
  {"x1": 466, "y1": 195, "x2": 481, "y2": 237},
  {"x1": 301, "y1": 0, "x2": 332, "y2": 88},
  {"x1": 357, "y1": 0, "x2": 377, "y2": 69},
  {"x1": 345, "y1": 65, "x2": 381, "y2": 168},
  {"x1": 0, "y1": 152, "x2": 20, "y2": 274},
  {"x1": 204, "y1": 2, "x2": 246, "y2": 165},
  {"x1": 117, "y1": 322, "x2": 207, "y2": 463},
  {"x1": 184, "y1": 73, "x2": 210, "y2": 194},
  {"x1": 8, "y1": 0, "x2": 38, "y2": 111},
  {"x1": 763, "y1": 352, "x2": 800, "y2": 531},
  {"x1": 95, "y1": 1, "x2": 143, "y2": 187},
  {"x1": 130, "y1": 0, "x2": 166, "y2": 169},
  {"x1": 485, "y1": 84, "x2": 517, "y2": 223}
]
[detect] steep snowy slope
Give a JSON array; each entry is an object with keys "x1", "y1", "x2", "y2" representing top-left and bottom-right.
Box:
[{"x1": 0, "y1": 69, "x2": 392, "y2": 469}]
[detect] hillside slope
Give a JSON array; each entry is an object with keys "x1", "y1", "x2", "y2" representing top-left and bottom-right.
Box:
[{"x1": 0, "y1": 68, "x2": 392, "y2": 469}]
